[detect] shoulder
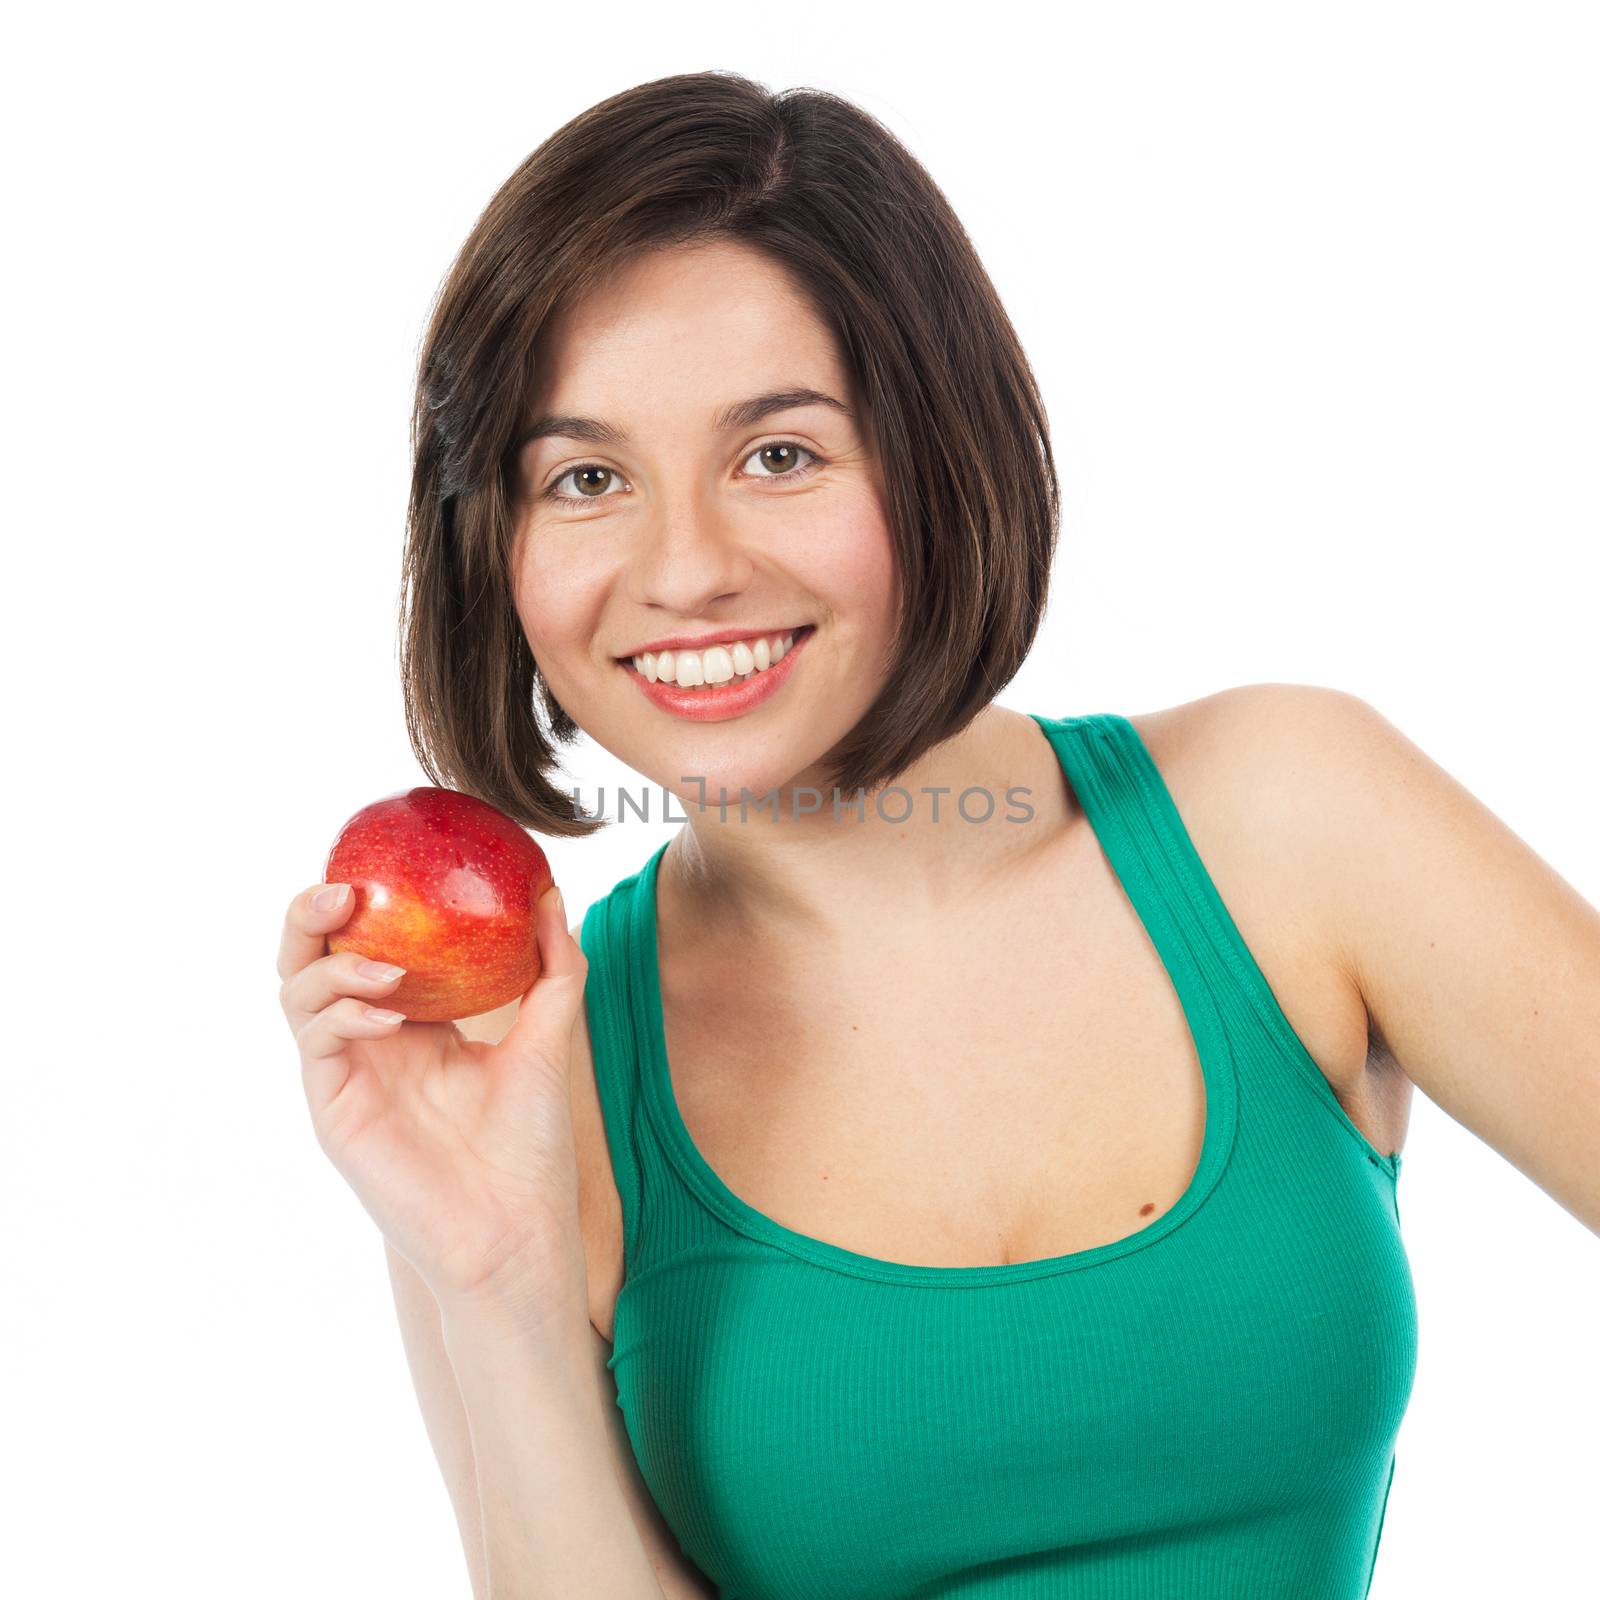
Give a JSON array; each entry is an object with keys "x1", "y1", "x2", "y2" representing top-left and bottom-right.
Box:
[
  {"x1": 1128, "y1": 681, "x2": 1391, "y2": 871},
  {"x1": 1130, "y1": 678, "x2": 1398, "y2": 921},
  {"x1": 1128, "y1": 680, "x2": 1383, "y2": 806},
  {"x1": 1122, "y1": 683, "x2": 1396, "y2": 1088},
  {"x1": 1152, "y1": 689, "x2": 1600, "y2": 1236},
  {"x1": 1127, "y1": 681, "x2": 1426, "y2": 995}
]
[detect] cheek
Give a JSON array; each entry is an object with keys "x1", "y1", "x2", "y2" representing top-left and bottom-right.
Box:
[
  {"x1": 510, "y1": 535, "x2": 607, "y2": 652},
  {"x1": 797, "y1": 491, "x2": 898, "y2": 625}
]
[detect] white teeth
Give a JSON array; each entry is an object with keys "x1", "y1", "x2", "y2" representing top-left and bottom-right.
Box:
[{"x1": 634, "y1": 629, "x2": 800, "y2": 688}]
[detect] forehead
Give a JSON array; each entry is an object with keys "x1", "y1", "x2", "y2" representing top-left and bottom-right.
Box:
[{"x1": 530, "y1": 240, "x2": 849, "y2": 408}]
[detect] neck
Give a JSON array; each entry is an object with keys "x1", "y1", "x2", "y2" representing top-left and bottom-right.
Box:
[{"x1": 659, "y1": 705, "x2": 1071, "y2": 957}]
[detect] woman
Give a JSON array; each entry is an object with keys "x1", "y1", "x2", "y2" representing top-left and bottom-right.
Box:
[{"x1": 276, "y1": 72, "x2": 1600, "y2": 1599}]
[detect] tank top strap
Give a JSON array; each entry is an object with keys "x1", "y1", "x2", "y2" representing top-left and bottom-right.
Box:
[
  {"x1": 1035, "y1": 710, "x2": 1255, "y2": 1010},
  {"x1": 1035, "y1": 710, "x2": 1403, "y2": 1180}
]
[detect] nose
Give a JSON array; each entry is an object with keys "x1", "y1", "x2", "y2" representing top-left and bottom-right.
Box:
[{"x1": 626, "y1": 497, "x2": 757, "y2": 620}]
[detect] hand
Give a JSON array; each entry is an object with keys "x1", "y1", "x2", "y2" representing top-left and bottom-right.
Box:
[{"x1": 277, "y1": 878, "x2": 591, "y2": 1328}]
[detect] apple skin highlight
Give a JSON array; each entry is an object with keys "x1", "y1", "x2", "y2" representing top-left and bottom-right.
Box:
[{"x1": 322, "y1": 787, "x2": 554, "y2": 1022}]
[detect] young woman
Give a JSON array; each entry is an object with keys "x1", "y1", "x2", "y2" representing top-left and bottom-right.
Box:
[{"x1": 276, "y1": 72, "x2": 1600, "y2": 1600}]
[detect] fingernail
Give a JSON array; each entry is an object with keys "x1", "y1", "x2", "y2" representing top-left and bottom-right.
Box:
[
  {"x1": 357, "y1": 959, "x2": 405, "y2": 982},
  {"x1": 313, "y1": 884, "x2": 350, "y2": 912},
  {"x1": 553, "y1": 885, "x2": 565, "y2": 917}
]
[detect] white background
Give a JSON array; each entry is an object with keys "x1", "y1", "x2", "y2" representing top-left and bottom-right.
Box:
[{"x1": 5, "y1": 2, "x2": 1596, "y2": 1595}]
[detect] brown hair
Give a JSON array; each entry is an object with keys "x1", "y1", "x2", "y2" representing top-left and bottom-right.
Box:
[{"x1": 400, "y1": 70, "x2": 1060, "y2": 838}]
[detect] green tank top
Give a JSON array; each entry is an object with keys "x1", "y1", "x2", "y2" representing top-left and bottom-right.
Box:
[{"x1": 579, "y1": 711, "x2": 1417, "y2": 1599}]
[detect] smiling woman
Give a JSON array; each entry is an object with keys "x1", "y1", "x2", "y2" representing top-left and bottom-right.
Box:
[
  {"x1": 322, "y1": 64, "x2": 1600, "y2": 1600},
  {"x1": 396, "y1": 72, "x2": 1059, "y2": 844}
]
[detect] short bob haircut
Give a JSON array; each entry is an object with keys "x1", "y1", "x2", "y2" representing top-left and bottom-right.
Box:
[{"x1": 401, "y1": 69, "x2": 1060, "y2": 839}]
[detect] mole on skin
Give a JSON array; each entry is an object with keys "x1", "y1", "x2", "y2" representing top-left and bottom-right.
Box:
[{"x1": 1139, "y1": 1202, "x2": 1156, "y2": 1216}]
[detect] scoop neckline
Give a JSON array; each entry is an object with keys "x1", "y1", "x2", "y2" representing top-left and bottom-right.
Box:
[{"x1": 629, "y1": 711, "x2": 1240, "y2": 1288}]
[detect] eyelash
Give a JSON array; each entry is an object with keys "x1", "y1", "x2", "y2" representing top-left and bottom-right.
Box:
[{"x1": 541, "y1": 441, "x2": 825, "y2": 511}]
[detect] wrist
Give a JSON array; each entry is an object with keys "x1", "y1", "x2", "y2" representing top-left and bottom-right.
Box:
[{"x1": 437, "y1": 1263, "x2": 592, "y2": 1356}]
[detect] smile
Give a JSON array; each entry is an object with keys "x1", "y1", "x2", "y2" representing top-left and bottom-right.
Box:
[{"x1": 619, "y1": 625, "x2": 817, "y2": 722}]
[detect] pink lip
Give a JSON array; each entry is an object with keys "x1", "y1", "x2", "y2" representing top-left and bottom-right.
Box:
[
  {"x1": 620, "y1": 624, "x2": 815, "y2": 722},
  {"x1": 616, "y1": 624, "x2": 809, "y2": 659}
]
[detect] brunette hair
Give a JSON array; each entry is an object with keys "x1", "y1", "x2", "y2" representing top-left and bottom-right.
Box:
[{"x1": 400, "y1": 70, "x2": 1060, "y2": 838}]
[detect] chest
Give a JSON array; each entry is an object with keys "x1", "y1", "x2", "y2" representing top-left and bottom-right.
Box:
[
  {"x1": 659, "y1": 889, "x2": 1216, "y2": 1274},
  {"x1": 579, "y1": 831, "x2": 1397, "y2": 1341}
]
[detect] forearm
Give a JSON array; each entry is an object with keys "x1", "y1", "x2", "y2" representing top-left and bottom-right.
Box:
[{"x1": 442, "y1": 1295, "x2": 666, "y2": 1599}]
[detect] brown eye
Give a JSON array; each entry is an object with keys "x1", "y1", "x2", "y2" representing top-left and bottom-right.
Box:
[
  {"x1": 742, "y1": 442, "x2": 820, "y2": 479},
  {"x1": 566, "y1": 465, "x2": 617, "y2": 498}
]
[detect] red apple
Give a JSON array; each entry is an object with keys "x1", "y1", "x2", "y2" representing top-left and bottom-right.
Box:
[{"x1": 322, "y1": 787, "x2": 555, "y2": 1023}]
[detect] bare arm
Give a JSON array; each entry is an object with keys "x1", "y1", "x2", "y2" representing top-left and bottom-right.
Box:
[
  {"x1": 386, "y1": 1243, "x2": 718, "y2": 1598},
  {"x1": 440, "y1": 1289, "x2": 670, "y2": 1598},
  {"x1": 1313, "y1": 688, "x2": 1600, "y2": 1233},
  {"x1": 384, "y1": 961, "x2": 718, "y2": 1598},
  {"x1": 387, "y1": 1241, "x2": 490, "y2": 1599},
  {"x1": 1211, "y1": 683, "x2": 1600, "y2": 1234}
]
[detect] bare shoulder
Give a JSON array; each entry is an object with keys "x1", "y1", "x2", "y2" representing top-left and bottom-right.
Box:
[
  {"x1": 1124, "y1": 683, "x2": 1390, "y2": 1104},
  {"x1": 1164, "y1": 686, "x2": 1600, "y2": 1233},
  {"x1": 1125, "y1": 680, "x2": 1381, "y2": 936},
  {"x1": 1126, "y1": 680, "x2": 1375, "y2": 811}
]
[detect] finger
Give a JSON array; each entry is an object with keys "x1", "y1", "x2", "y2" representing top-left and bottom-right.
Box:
[
  {"x1": 296, "y1": 995, "x2": 405, "y2": 1125},
  {"x1": 495, "y1": 885, "x2": 587, "y2": 1077},
  {"x1": 299, "y1": 993, "x2": 406, "y2": 1061},
  {"x1": 281, "y1": 947, "x2": 407, "y2": 1034},
  {"x1": 277, "y1": 881, "x2": 356, "y2": 986}
]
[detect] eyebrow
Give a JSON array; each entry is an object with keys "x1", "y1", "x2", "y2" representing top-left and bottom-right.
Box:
[{"x1": 512, "y1": 387, "x2": 854, "y2": 452}]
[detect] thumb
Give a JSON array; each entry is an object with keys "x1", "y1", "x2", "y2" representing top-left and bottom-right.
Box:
[{"x1": 496, "y1": 883, "x2": 587, "y2": 1076}]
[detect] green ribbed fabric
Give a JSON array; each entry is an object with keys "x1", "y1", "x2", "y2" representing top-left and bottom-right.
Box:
[{"x1": 579, "y1": 712, "x2": 1417, "y2": 1599}]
